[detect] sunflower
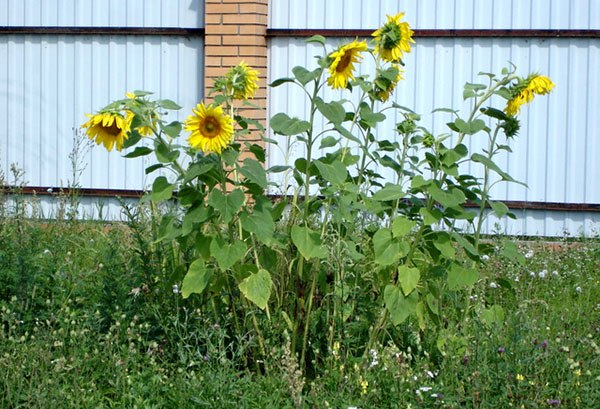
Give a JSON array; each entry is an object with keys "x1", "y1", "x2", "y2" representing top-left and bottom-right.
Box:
[
  {"x1": 125, "y1": 93, "x2": 160, "y2": 136},
  {"x1": 184, "y1": 103, "x2": 234, "y2": 154},
  {"x1": 226, "y1": 61, "x2": 260, "y2": 100},
  {"x1": 372, "y1": 13, "x2": 415, "y2": 62},
  {"x1": 82, "y1": 111, "x2": 131, "y2": 152},
  {"x1": 327, "y1": 40, "x2": 368, "y2": 89},
  {"x1": 376, "y1": 64, "x2": 404, "y2": 102},
  {"x1": 504, "y1": 74, "x2": 554, "y2": 116}
]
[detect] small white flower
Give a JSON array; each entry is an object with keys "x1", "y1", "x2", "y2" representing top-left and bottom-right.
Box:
[
  {"x1": 538, "y1": 270, "x2": 547, "y2": 278},
  {"x1": 172, "y1": 284, "x2": 180, "y2": 294},
  {"x1": 514, "y1": 276, "x2": 520, "y2": 282},
  {"x1": 43, "y1": 249, "x2": 51, "y2": 255},
  {"x1": 529, "y1": 271, "x2": 536, "y2": 277},
  {"x1": 418, "y1": 386, "x2": 433, "y2": 392},
  {"x1": 525, "y1": 250, "x2": 534, "y2": 259},
  {"x1": 552, "y1": 270, "x2": 559, "y2": 276},
  {"x1": 482, "y1": 255, "x2": 490, "y2": 261},
  {"x1": 489, "y1": 282, "x2": 498, "y2": 289},
  {"x1": 575, "y1": 286, "x2": 582, "y2": 293}
]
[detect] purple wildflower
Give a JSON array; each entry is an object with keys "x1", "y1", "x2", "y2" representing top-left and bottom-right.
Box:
[
  {"x1": 497, "y1": 347, "x2": 505, "y2": 353},
  {"x1": 546, "y1": 399, "x2": 560, "y2": 406},
  {"x1": 542, "y1": 340, "x2": 548, "y2": 350}
]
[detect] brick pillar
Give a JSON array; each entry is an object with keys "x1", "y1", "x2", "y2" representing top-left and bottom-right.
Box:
[{"x1": 204, "y1": 0, "x2": 268, "y2": 149}]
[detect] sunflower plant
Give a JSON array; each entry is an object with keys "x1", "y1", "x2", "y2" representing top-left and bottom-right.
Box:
[{"x1": 81, "y1": 14, "x2": 554, "y2": 374}]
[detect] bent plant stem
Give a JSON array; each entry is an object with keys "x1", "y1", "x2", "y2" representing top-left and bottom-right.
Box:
[
  {"x1": 300, "y1": 259, "x2": 320, "y2": 371},
  {"x1": 461, "y1": 125, "x2": 502, "y2": 328}
]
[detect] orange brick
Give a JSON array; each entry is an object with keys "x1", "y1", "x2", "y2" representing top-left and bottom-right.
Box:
[
  {"x1": 205, "y1": 35, "x2": 223, "y2": 45},
  {"x1": 222, "y1": 34, "x2": 266, "y2": 46},
  {"x1": 239, "y1": 3, "x2": 268, "y2": 14},
  {"x1": 221, "y1": 56, "x2": 267, "y2": 68},
  {"x1": 205, "y1": 24, "x2": 239, "y2": 35},
  {"x1": 205, "y1": 56, "x2": 222, "y2": 66},
  {"x1": 205, "y1": 14, "x2": 222, "y2": 24},
  {"x1": 239, "y1": 25, "x2": 266, "y2": 35},
  {"x1": 206, "y1": 3, "x2": 239, "y2": 13},
  {"x1": 238, "y1": 45, "x2": 267, "y2": 56},
  {"x1": 205, "y1": 0, "x2": 223, "y2": 3},
  {"x1": 222, "y1": 13, "x2": 267, "y2": 25},
  {"x1": 205, "y1": 66, "x2": 231, "y2": 77},
  {"x1": 205, "y1": 45, "x2": 239, "y2": 56}
]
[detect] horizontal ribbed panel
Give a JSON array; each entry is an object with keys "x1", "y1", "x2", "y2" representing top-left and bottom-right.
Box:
[
  {"x1": 267, "y1": 36, "x2": 600, "y2": 236},
  {"x1": 269, "y1": 0, "x2": 600, "y2": 30},
  {"x1": 0, "y1": 34, "x2": 204, "y2": 190},
  {"x1": 0, "y1": 0, "x2": 204, "y2": 28}
]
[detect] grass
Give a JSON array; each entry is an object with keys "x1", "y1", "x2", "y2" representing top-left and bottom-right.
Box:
[{"x1": 1, "y1": 213, "x2": 599, "y2": 408}]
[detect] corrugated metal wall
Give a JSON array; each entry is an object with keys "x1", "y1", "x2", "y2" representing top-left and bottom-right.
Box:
[
  {"x1": 0, "y1": 0, "x2": 204, "y2": 219},
  {"x1": 267, "y1": 0, "x2": 600, "y2": 236},
  {"x1": 269, "y1": 0, "x2": 600, "y2": 30}
]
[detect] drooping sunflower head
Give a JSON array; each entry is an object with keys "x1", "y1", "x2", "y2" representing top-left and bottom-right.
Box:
[
  {"x1": 226, "y1": 61, "x2": 261, "y2": 100},
  {"x1": 327, "y1": 39, "x2": 368, "y2": 90},
  {"x1": 372, "y1": 13, "x2": 415, "y2": 62},
  {"x1": 184, "y1": 103, "x2": 234, "y2": 154},
  {"x1": 82, "y1": 111, "x2": 131, "y2": 152},
  {"x1": 504, "y1": 74, "x2": 554, "y2": 116},
  {"x1": 375, "y1": 64, "x2": 404, "y2": 102}
]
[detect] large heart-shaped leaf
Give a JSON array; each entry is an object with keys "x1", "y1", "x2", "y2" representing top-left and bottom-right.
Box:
[
  {"x1": 182, "y1": 259, "x2": 212, "y2": 298},
  {"x1": 373, "y1": 228, "x2": 401, "y2": 266},
  {"x1": 384, "y1": 285, "x2": 418, "y2": 325},
  {"x1": 239, "y1": 269, "x2": 272, "y2": 310},
  {"x1": 210, "y1": 238, "x2": 247, "y2": 271},
  {"x1": 397, "y1": 265, "x2": 420, "y2": 296},
  {"x1": 291, "y1": 225, "x2": 327, "y2": 260}
]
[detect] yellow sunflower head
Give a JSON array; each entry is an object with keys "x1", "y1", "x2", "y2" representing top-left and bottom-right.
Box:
[
  {"x1": 327, "y1": 39, "x2": 368, "y2": 90},
  {"x1": 372, "y1": 13, "x2": 415, "y2": 62},
  {"x1": 375, "y1": 64, "x2": 404, "y2": 102},
  {"x1": 184, "y1": 103, "x2": 234, "y2": 154},
  {"x1": 504, "y1": 74, "x2": 554, "y2": 116},
  {"x1": 82, "y1": 111, "x2": 131, "y2": 152},
  {"x1": 226, "y1": 61, "x2": 260, "y2": 100}
]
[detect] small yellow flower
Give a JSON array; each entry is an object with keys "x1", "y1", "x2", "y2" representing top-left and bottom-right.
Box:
[
  {"x1": 505, "y1": 74, "x2": 554, "y2": 116},
  {"x1": 184, "y1": 102, "x2": 234, "y2": 154},
  {"x1": 82, "y1": 111, "x2": 131, "y2": 152},
  {"x1": 227, "y1": 61, "x2": 260, "y2": 100},
  {"x1": 574, "y1": 369, "x2": 582, "y2": 376},
  {"x1": 327, "y1": 39, "x2": 368, "y2": 89},
  {"x1": 516, "y1": 374, "x2": 524, "y2": 381},
  {"x1": 359, "y1": 378, "x2": 368, "y2": 395},
  {"x1": 372, "y1": 13, "x2": 415, "y2": 62}
]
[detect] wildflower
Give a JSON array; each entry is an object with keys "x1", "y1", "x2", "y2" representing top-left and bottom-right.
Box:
[
  {"x1": 372, "y1": 13, "x2": 415, "y2": 62},
  {"x1": 575, "y1": 286, "x2": 582, "y2": 293},
  {"x1": 524, "y1": 250, "x2": 534, "y2": 258},
  {"x1": 489, "y1": 282, "x2": 498, "y2": 289},
  {"x1": 497, "y1": 347, "x2": 505, "y2": 353},
  {"x1": 538, "y1": 270, "x2": 547, "y2": 278},
  {"x1": 552, "y1": 270, "x2": 559, "y2": 276},
  {"x1": 359, "y1": 378, "x2": 368, "y2": 395},
  {"x1": 225, "y1": 61, "x2": 260, "y2": 100},
  {"x1": 43, "y1": 249, "x2": 51, "y2": 255},
  {"x1": 529, "y1": 271, "x2": 536, "y2": 277},
  {"x1": 504, "y1": 74, "x2": 554, "y2": 116},
  {"x1": 481, "y1": 255, "x2": 490, "y2": 261},
  {"x1": 546, "y1": 400, "x2": 560, "y2": 406},
  {"x1": 125, "y1": 93, "x2": 159, "y2": 136},
  {"x1": 82, "y1": 111, "x2": 131, "y2": 152},
  {"x1": 184, "y1": 103, "x2": 234, "y2": 154},
  {"x1": 327, "y1": 39, "x2": 368, "y2": 89},
  {"x1": 516, "y1": 374, "x2": 524, "y2": 381}
]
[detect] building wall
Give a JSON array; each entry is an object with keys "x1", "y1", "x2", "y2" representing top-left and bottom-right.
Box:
[{"x1": 266, "y1": 0, "x2": 600, "y2": 236}]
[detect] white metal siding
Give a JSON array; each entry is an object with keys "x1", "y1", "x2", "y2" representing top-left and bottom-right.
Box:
[
  {"x1": 270, "y1": 0, "x2": 600, "y2": 30},
  {"x1": 0, "y1": 0, "x2": 204, "y2": 28},
  {"x1": 267, "y1": 34, "x2": 600, "y2": 236},
  {"x1": 0, "y1": 34, "x2": 204, "y2": 190}
]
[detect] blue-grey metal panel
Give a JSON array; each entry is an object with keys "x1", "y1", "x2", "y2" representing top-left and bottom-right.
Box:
[
  {"x1": 1, "y1": 0, "x2": 204, "y2": 28},
  {"x1": 0, "y1": 34, "x2": 204, "y2": 190},
  {"x1": 269, "y1": 0, "x2": 600, "y2": 30},
  {"x1": 267, "y1": 36, "x2": 600, "y2": 236}
]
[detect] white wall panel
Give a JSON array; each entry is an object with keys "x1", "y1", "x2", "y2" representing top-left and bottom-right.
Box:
[
  {"x1": 1, "y1": 0, "x2": 204, "y2": 28},
  {"x1": 0, "y1": 34, "x2": 204, "y2": 190},
  {"x1": 270, "y1": 0, "x2": 600, "y2": 30},
  {"x1": 267, "y1": 36, "x2": 600, "y2": 236}
]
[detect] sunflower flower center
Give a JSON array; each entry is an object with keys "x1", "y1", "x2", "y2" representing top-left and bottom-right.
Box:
[
  {"x1": 202, "y1": 117, "x2": 221, "y2": 138},
  {"x1": 336, "y1": 53, "x2": 353, "y2": 73},
  {"x1": 104, "y1": 122, "x2": 122, "y2": 136}
]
